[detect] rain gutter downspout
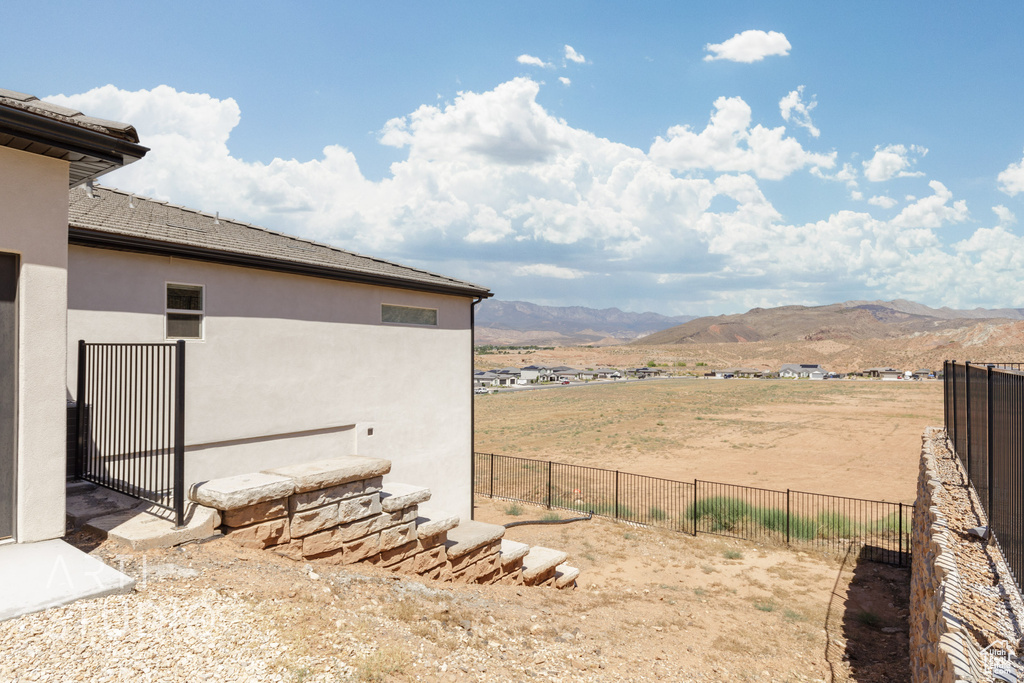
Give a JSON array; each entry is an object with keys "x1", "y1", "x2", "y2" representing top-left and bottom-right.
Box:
[{"x1": 470, "y1": 296, "x2": 483, "y2": 520}]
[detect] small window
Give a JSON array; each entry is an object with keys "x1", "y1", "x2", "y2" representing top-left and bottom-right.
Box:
[
  {"x1": 381, "y1": 304, "x2": 438, "y2": 326},
  {"x1": 166, "y1": 284, "x2": 204, "y2": 339}
]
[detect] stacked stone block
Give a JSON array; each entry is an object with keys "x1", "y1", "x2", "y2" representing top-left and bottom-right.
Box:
[
  {"x1": 910, "y1": 427, "x2": 1023, "y2": 683},
  {"x1": 191, "y1": 456, "x2": 580, "y2": 590}
]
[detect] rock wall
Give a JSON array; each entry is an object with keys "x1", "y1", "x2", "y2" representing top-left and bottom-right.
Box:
[
  {"x1": 190, "y1": 455, "x2": 580, "y2": 589},
  {"x1": 910, "y1": 427, "x2": 1024, "y2": 682}
]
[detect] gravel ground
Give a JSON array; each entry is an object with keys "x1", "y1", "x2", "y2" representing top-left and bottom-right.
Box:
[{"x1": 0, "y1": 509, "x2": 907, "y2": 682}]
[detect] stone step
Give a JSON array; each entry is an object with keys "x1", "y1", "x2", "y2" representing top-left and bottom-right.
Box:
[
  {"x1": 444, "y1": 520, "x2": 505, "y2": 560},
  {"x1": 192, "y1": 455, "x2": 392, "y2": 510},
  {"x1": 85, "y1": 502, "x2": 221, "y2": 551},
  {"x1": 521, "y1": 545, "x2": 568, "y2": 583},
  {"x1": 415, "y1": 507, "x2": 460, "y2": 538},
  {"x1": 499, "y1": 539, "x2": 530, "y2": 568},
  {"x1": 379, "y1": 483, "x2": 431, "y2": 513},
  {"x1": 553, "y1": 564, "x2": 580, "y2": 589},
  {"x1": 264, "y1": 455, "x2": 391, "y2": 494}
]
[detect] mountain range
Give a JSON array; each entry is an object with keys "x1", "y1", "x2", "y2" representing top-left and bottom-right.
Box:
[
  {"x1": 474, "y1": 298, "x2": 1024, "y2": 347},
  {"x1": 635, "y1": 299, "x2": 1024, "y2": 346},
  {"x1": 474, "y1": 300, "x2": 696, "y2": 346}
]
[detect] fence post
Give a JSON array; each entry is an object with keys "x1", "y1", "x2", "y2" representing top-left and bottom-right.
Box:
[
  {"x1": 489, "y1": 452, "x2": 494, "y2": 499},
  {"x1": 546, "y1": 460, "x2": 552, "y2": 509},
  {"x1": 693, "y1": 479, "x2": 698, "y2": 535},
  {"x1": 786, "y1": 489, "x2": 791, "y2": 545},
  {"x1": 899, "y1": 502, "x2": 904, "y2": 566},
  {"x1": 75, "y1": 340, "x2": 87, "y2": 479},
  {"x1": 615, "y1": 471, "x2": 620, "y2": 519},
  {"x1": 173, "y1": 340, "x2": 186, "y2": 528},
  {"x1": 949, "y1": 360, "x2": 956, "y2": 446},
  {"x1": 965, "y1": 362, "x2": 972, "y2": 477},
  {"x1": 987, "y1": 365, "x2": 994, "y2": 523}
]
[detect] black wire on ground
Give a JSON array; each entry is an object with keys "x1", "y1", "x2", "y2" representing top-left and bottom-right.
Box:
[{"x1": 503, "y1": 511, "x2": 593, "y2": 528}]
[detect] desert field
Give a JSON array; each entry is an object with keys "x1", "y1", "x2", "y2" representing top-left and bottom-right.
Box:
[{"x1": 475, "y1": 378, "x2": 943, "y2": 504}]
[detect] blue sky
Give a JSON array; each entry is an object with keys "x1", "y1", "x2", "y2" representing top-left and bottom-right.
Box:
[{"x1": 6, "y1": 1, "x2": 1024, "y2": 315}]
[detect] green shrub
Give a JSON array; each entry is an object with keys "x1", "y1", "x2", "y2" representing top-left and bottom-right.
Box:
[
  {"x1": 647, "y1": 506, "x2": 668, "y2": 521},
  {"x1": 687, "y1": 496, "x2": 752, "y2": 532},
  {"x1": 815, "y1": 511, "x2": 858, "y2": 538},
  {"x1": 504, "y1": 503, "x2": 523, "y2": 516}
]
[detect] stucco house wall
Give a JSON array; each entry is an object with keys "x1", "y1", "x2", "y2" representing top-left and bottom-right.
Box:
[
  {"x1": 0, "y1": 145, "x2": 71, "y2": 543},
  {"x1": 67, "y1": 246, "x2": 476, "y2": 519}
]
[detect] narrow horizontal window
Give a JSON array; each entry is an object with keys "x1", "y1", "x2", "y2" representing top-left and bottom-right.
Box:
[
  {"x1": 381, "y1": 304, "x2": 438, "y2": 326},
  {"x1": 167, "y1": 283, "x2": 204, "y2": 340}
]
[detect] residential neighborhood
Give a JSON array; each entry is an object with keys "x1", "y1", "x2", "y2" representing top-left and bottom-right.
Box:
[{"x1": 474, "y1": 360, "x2": 940, "y2": 391}]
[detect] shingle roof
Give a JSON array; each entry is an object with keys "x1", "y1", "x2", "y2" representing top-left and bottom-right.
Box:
[
  {"x1": 0, "y1": 88, "x2": 148, "y2": 187},
  {"x1": 0, "y1": 88, "x2": 141, "y2": 143},
  {"x1": 68, "y1": 185, "x2": 492, "y2": 298}
]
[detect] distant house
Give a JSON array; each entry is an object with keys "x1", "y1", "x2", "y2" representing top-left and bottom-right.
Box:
[
  {"x1": 577, "y1": 368, "x2": 619, "y2": 381},
  {"x1": 519, "y1": 365, "x2": 552, "y2": 382},
  {"x1": 915, "y1": 369, "x2": 933, "y2": 378},
  {"x1": 880, "y1": 370, "x2": 904, "y2": 381},
  {"x1": 719, "y1": 367, "x2": 763, "y2": 378},
  {"x1": 863, "y1": 367, "x2": 899, "y2": 379},
  {"x1": 474, "y1": 371, "x2": 500, "y2": 387},
  {"x1": 629, "y1": 367, "x2": 664, "y2": 378},
  {"x1": 779, "y1": 363, "x2": 826, "y2": 379},
  {"x1": 493, "y1": 367, "x2": 521, "y2": 385}
]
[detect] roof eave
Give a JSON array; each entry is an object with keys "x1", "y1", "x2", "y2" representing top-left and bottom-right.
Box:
[
  {"x1": 0, "y1": 105, "x2": 149, "y2": 187},
  {"x1": 68, "y1": 226, "x2": 493, "y2": 300}
]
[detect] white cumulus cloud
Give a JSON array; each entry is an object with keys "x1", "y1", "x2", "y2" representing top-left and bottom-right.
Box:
[
  {"x1": 649, "y1": 96, "x2": 835, "y2": 180},
  {"x1": 779, "y1": 86, "x2": 820, "y2": 138},
  {"x1": 517, "y1": 54, "x2": 551, "y2": 68},
  {"x1": 514, "y1": 264, "x2": 586, "y2": 279},
  {"x1": 564, "y1": 45, "x2": 586, "y2": 64},
  {"x1": 868, "y1": 195, "x2": 897, "y2": 209},
  {"x1": 47, "y1": 80, "x2": 1024, "y2": 313},
  {"x1": 558, "y1": 77, "x2": 571, "y2": 86},
  {"x1": 993, "y1": 205, "x2": 1016, "y2": 226},
  {"x1": 704, "y1": 30, "x2": 791, "y2": 63},
  {"x1": 998, "y1": 151, "x2": 1024, "y2": 196},
  {"x1": 862, "y1": 144, "x2": 927, "y2": 182},
  {"x1": 889, "y1": 181, "x2": 968, "y2": 229}
]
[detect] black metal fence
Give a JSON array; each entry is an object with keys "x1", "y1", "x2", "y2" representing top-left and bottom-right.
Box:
[
  {"x1": 75, "y1": 340, "x2": 186, "y2": 526},
  {"x1": 475, "y1": 452, "x2": 912, "y2": 566},
  {"x1": 944, "y1": 360, "x2": 1024, "y2": 593}
]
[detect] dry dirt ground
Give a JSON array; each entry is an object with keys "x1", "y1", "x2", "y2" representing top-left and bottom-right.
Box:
[
  {"x1": 476, "y1": 378, "x2": 941, "y2": 504},
  {"x1": 474, "y1": 328, "x2": 1024, "y2": 375},
  {"x1": 1, "y1": 503, "x2": 910, "y2": 683}
]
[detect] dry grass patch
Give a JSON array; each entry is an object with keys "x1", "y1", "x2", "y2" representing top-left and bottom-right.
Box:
[{"x1": 476, "y1": 377, "x2": 938, "y2": 502}]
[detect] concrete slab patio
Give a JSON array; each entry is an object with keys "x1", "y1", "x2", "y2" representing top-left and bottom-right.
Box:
[{"x1": 0, "y1": 539, "x2": 134, "y2": 622}]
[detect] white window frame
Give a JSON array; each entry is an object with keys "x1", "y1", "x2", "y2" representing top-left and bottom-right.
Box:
[
  {"x1": 165, "y1": 282, "x2": 205, "y2": 341},
  {"x1": 381, "y1": 303, "x2": 439, "y2": 327}
]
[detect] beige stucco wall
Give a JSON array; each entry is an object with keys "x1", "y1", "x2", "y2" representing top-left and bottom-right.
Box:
[
  {"x1": 67, "y1": 246, "x2": 475, "y2": 518},
  {"x1": 0, "y1": 146, "x2": 71, "y2": 543}
]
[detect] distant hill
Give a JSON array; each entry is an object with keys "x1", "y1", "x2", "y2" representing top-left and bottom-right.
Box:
[
  {"x1": 475, "y1": 300, "x2": 696, "y2": 346},
  {"x1": 634, "y1": 300, "x2": 1022, "y2": 346}
]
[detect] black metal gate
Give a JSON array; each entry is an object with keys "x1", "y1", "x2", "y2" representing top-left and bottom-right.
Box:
[{"x1": 75, "y1": 340, "x2": 186, "y2": 526}]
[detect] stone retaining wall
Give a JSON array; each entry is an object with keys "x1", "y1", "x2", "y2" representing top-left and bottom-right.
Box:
[
  {"x1": 189, "y1": 456, "x2": 578, "y2": 589},
  {"x1": 191, "y1": 456, "x2": 454, "y2": 578},
  {"x1": 910, "y1": 427, "x2": 1024, "y2": 682}
]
